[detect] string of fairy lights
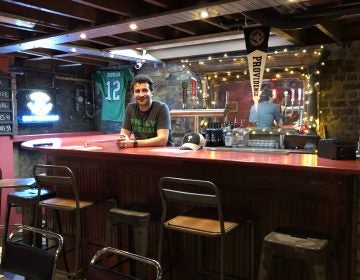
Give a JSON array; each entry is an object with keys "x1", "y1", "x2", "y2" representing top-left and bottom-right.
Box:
[
  {"x1": 178, "y1": 44, "x2": 326, "y2": 134},
  {"x1": 179, "y1": 45, "x2": 326, "y2": 83}
]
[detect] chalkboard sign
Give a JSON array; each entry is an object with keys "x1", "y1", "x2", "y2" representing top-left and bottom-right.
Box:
[
  {"x1": 0, "y1": 89, "x2": 10, "y2": 99},
  {"x1": 0, "y1": 124, "x2": 12, "y2": 133},
  {"x1": 0, "y1": 101, "x2": 11, "y2": 110},
  {"x1": 0, "y1": 77, "x2": 10, "y2": 89},
  {"x1": 0, "y1": 112, "x2": 11, "y2": 121},
  {"x1": 0, "y1": 75, "x2": 13, "y2": 135}
]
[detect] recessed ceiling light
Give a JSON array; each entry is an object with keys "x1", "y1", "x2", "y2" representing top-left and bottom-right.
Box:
[
  {"x1": 200, "y1": 10, "x2": 209, "y2": 18},
  {"x1": 80, "y1": 33, "x2": 87, "y2": 39},
  {"x1": 129, "y1": 23, "x2": 138, "y2": 30},
  {"x1": 70, "y1": 47, "x2": 77, "y2": 53}
]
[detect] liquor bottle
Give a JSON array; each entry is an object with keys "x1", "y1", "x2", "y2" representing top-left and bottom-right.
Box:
[
  {"x1": 205, "y1": 123, "x2": 212, "y2": 147},
  {"x1": 211, "y1": 123, "x2": 218, "y2": 147},
  {"x1": 237, "y1": 119, "x2": 247, "y2": 147},
  {"x1": 224, "y1": 124, "x2": 232, "y2": 147}
]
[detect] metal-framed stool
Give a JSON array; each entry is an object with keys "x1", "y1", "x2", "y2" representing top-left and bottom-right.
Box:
[
  {"x1": 0, "y1": 177, "x2": 36, "y2": 225},
  {"x1": 158, "y1": 177, "x2": 255, "y2": 280},
  {"x1": 258, "y1": 227, "x2": 332, "y2": 280},
  {"x1": 87, "y1": 247, "x2": 162, "y2": 280},
  {"x1": 0, "y1": 176, "x2": 55, "y2": 249},
  {"x1": 1, "y1": 224, "x2": 63, "y2": 280},
  {"x1": 105, "y1": 202, "x2": 160, "y2": 278},
  {"x1": 33, "y1": 164, "x2": 116, "y2": 280},
  {"x1": 2, "y1": 187, "x2": 56, "y2": 247}
]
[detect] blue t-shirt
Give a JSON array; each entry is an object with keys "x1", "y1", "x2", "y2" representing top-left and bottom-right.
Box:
[{"x1": 249, "y1": 102, "x2": 281, "y2": 129}]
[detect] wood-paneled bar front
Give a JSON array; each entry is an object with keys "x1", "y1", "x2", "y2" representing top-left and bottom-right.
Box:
[{"x1": 21, "y1": 134, "x2": 360, "y2": 280}]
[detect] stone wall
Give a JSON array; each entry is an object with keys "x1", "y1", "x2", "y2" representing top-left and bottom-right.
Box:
[
  {"x1": 319, "y1": 41, "x2": 360, "y2": 142},
  {"x1": 15, "y1": 72, "x2": 100, "y2": 135},
  {"x1": 13, "y1": 72, "x2": 101, "y2": 177},
  {"x1": 136, "y1": 62, "x2": 201, "y2": 145},
  {"x1": 319, "y1": 40, "x2": 360, "y2": 279}
]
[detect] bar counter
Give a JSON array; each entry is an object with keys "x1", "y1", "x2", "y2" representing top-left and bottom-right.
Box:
[{"x1": 22, "y1": 134, "x2": 360, "y2": 279}]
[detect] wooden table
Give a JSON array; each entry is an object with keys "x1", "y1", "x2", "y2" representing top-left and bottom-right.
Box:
[{"x1": 21, "y1": 134, "x2": 360, "y2": 280}]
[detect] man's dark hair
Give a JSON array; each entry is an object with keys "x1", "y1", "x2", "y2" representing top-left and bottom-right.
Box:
[
  {"x1": 131, "y1": 74, "x2": 154, "y2": 91},
  {"x1": 259, "y1": 88, "x2": 272, "y2": 102}
]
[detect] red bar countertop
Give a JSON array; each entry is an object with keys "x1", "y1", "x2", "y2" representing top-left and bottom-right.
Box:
[{"x1": 21, "y1": 134, "x2": 360, "y2": 175}]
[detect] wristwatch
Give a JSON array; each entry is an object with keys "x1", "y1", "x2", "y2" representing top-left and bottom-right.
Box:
[{"x1": 133, "y1": 139, "x2": 138, "y2": 147}]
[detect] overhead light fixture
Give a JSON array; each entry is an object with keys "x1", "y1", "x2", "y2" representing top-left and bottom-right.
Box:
[
  {"x1": 129, "y1": 23, "x2": 138, "y2": 30},
  {"x1": 200, "y1": 10, "x2": 209, "y2": 18},
  {"x1": 0, "y1": 12, "x2": 36, "y2": 28},
  {"x1": 80, "y1": 33, "x2": 87, "y2": 39}
]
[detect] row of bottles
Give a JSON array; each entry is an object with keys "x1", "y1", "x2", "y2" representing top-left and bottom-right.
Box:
[{"x1": 203, "y1": 120, "x2": 248, "y2": 148}]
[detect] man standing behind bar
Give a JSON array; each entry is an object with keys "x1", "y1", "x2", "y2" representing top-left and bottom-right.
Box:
[
  {"x1": 116, "y1": 74, "x2": 173, "y2": 148},
  {"x1": 249, "y1": 87, "x2": 283, "y2": 129}
]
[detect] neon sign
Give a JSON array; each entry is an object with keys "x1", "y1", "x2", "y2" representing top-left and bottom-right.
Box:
[{"x1": 18, "y1": 89, "x2": 59, "y2": 124}]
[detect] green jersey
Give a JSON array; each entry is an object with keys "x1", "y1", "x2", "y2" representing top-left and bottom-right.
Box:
[{"x1": 94, "y1": 69, "x2": 134, "y2": 121}]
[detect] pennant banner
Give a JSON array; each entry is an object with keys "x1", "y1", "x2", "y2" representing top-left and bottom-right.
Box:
[{"x1": 244, "y1": 26, "x2": 270, "y2": 103}]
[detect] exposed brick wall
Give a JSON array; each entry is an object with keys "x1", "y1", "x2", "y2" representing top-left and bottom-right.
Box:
[
  {"x1": 319, "y1": 41, "x2": 360, "y2": 279},
  {"x1": 319, "y1": 41, "x2": 360, "y2": 142}
]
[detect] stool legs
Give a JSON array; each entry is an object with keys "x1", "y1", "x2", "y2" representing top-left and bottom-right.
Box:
[
  {"x1": 258, "y1": 230, "x2": 330, "y2": 280},
  {"x1": 106, "y1": 208, "x2": 151, "y2": 279},
  {"x1": 257, "y1": 242, "x2": 272, "y2": 280}
]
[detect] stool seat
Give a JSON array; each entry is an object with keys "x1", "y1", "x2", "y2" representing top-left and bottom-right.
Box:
[
  {"x1": 158, "y1": 177, "x2": 255, "y2": 280},
  {"x1": 0, "y1": 178, "x2": 35, "y2": 188},
  {"x1": 264, "y1": 231, "x2": 329, "y2": 255},
  {"x1": 109, "y1": 207, "x2": 150, "y2": 226},
  {"x1": 7, "y1": 188, "x2": 55, "y2": 205},
  {"x1": 106, "y1": 202, "x2": 160, "y2": 279},
  {"x1": 258, "y1": 227, "x2": 331, "y2": 280},
  {"x1": 0, "y1": 177, "x2": 36, "y2": 223}
]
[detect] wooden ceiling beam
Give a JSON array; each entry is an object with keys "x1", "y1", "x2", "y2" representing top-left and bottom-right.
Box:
[
  {"x1": 70, "y1": 0, "x2": 132, "y2": 17},
  {"x1": 271, "y1": 28, "x2": 308, "y2": 45},
  {"x1": 2, "y1": 0, "x2": 96, "y2": 22},
  {"x1": 142, "y1": 0, "x2": 170, "y2": 9},
  {"x1": 315, "y1": 22, "x2": 342, "y2": 43}
]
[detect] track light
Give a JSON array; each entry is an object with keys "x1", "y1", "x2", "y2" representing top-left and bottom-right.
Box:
[{"x1": 0, "y1": 12, "x2": 36, "y2": 28}]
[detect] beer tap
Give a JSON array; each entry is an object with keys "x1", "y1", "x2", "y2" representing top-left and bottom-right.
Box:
[
  {"x1": 181, "y1": 82, "x2": 188, "y2": 109},
  {"x1": 283, "y1": 90, "x2": 288, "y2": 119},
  {"x1": 290, "y1": 88, "x2": 295, "y2": 119},
  {"x1": 298, "y1": 88, "x2": 303, "y2": 126}
]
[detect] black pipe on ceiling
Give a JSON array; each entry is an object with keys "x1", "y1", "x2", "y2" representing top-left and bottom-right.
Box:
[{"x1": 241, "y1": 2, "x2": 360, "y2": 30}]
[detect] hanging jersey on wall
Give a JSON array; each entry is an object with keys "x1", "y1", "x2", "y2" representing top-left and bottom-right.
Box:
[{"x1": 94, "y1": 69, "x2": 134, "y2": 121}]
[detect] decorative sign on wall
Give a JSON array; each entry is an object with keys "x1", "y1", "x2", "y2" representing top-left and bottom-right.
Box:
[{"x1": 0, "y1": 76, "x2": 13, "y2": 135}]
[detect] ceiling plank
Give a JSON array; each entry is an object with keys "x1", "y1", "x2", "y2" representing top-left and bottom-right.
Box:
[
  {"x1": 271, "y1": 28, "x2": 308, "y2": 45},
  {"x1": 2, "y1": 0, "x2": 97, "y2": 22},
  {"x1": 70, "y1": 0, "x2": 132, "y2": 17},
  {"x1": 142, "y1": 0, "x2": 170, "y2": 9},
  {"x1": 315, "y1": 22, "x2": 342, "y2": 43}
]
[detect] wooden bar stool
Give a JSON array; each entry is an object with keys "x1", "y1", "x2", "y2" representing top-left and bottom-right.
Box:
[
  {"x1": 33, "y1": 164, "x2": 116, "y2": 280},
  {"x1": 0, "y1": 177, "x2": 36, "y2": 221},
  {"x1": 105, "y1": 202, "x2": 160, "y2": 279},
  {"x1": 2, "y1": 187, "x2": 56, "y2": 247},
  {"x1": 0, "y1": 177, "x2": 37, "y2": 244},
  {"x1": 258, "y1": 227, "x2": 332, "y2": 280},
  {"x1": 158, "y1": 177, "x2": 255, "y2": 280}
]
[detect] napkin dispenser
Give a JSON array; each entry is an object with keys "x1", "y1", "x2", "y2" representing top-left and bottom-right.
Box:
[{"x1": 317, "y1": 139, "x2": 357, "y2": 160}]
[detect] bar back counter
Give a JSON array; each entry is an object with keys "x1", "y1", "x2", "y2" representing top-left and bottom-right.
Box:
[{"x1": 21, "y1": 134, "x2": 360, "y2": 280}]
